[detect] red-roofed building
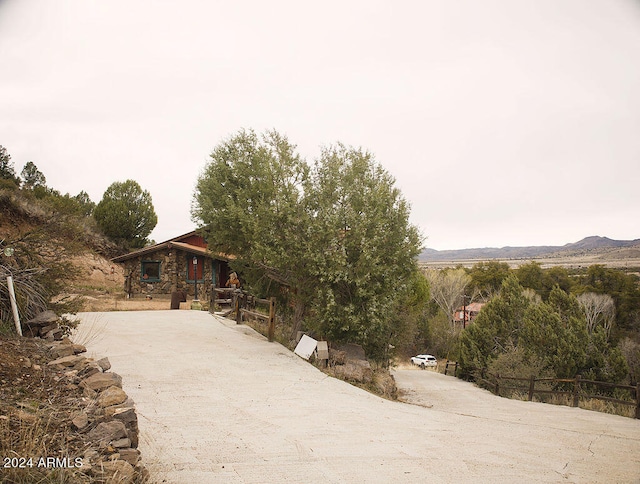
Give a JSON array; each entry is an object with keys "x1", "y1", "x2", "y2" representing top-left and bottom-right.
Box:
[
  {"x1": 112, "y1": 231, "x2": 233, "y2": 301},
  {"x1": 453, "y1": 302, "x2": 485, "y2": 327}
]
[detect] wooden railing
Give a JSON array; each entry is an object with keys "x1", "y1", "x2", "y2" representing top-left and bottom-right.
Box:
[
  {"x1": 234, "y1": 291, "x2": 276, "y2": 342},
  {"x1": 476, "y1": 371, "x2": 640, "y2": 419}
]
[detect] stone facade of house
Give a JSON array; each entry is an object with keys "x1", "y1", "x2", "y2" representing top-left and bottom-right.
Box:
[{"x1": 113, "y1": 232, "x2": 230, "y2": 301}]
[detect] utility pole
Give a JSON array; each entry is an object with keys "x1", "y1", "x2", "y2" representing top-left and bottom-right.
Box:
[{"x1": 462, "y1": 294, "x2": 470, "y2": 329}]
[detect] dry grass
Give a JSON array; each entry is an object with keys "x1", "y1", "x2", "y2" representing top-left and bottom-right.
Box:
[
  {"x1": 0, "y1": 338, "x2": 90, "y2": 483},
  {"x1": 544, "y1": 393, "x2": 636, "y2": 418}
]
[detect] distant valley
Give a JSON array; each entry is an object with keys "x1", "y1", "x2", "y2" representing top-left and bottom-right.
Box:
[{"x1": 419, "y1": 236, "x2": 640, "y2": 270}]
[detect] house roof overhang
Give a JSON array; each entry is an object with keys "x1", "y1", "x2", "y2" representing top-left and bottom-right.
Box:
[{"x1": 111, "y1": 230, "x2": 232, "y2": 263}]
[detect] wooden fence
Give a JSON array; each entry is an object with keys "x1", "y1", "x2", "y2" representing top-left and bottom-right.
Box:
[
  {"x1": 442, "y1": 361, "x2": 639, "y2": 418},
  {"x1": 479, "y1": 371, "x2": 640, "y2": 419},
  {"x1": 444, "y1": 360, "x2": 458, "y2": 377},
  {"x1": 234, "y1": 291, "x2": 276, "y2": 342}
]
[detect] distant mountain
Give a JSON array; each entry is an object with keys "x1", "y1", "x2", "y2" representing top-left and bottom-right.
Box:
[{"x1": 419, "y1": 236, "x2": 640, "y2": 262}]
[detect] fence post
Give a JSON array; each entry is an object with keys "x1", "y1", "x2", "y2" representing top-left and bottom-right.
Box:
[
  {"x1": 573, "y1": 375, "x2": 581, "y2": 407},
  {"x1": 7, "y1": 276, "x2": 22, "y2": 336},
  {"x1": 635, "y1": 383, "x2": 640, "y2": 419},
  {"x1": 495, "y1": 374, "x2": 500, "y2": 396},
  {"x1": 267, "y1": 297, "x2": 276, "y2": 342},
  {"x1": 235, "y1": 292, "x2": 242, "y2": 324},
  {"x1": 528, "y1": 375, "x2": 535, "y2": 401},
  {"x1": 444, "y1": 360, "x2": 449, "y2": 376}
]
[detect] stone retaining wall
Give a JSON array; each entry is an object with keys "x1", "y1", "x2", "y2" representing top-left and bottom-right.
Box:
[{"x1": 22, "y1": 311, "x2": 148, "y2": 483}]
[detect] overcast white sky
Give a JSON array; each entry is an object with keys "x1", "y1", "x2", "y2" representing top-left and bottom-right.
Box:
[{"x1": 1, "y1": 1, "x2": 639, "y2": 250}]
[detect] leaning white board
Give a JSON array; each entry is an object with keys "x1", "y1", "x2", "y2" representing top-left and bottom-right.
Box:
[{"x1": 294, "y1": 334, "x2": 317, "y2": 360}]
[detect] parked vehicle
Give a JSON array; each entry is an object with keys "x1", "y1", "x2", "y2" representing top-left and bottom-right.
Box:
[{"x1": 410, "y1": 354, "x2": 437, "y2": 369}]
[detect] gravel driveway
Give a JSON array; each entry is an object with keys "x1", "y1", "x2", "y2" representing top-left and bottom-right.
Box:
[{"x1": 80, "y1": 310, "x2": 640, "y2": 483}]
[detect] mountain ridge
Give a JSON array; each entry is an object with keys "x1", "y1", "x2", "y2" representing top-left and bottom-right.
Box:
[{"x1": 419, "y1": 236, "x2": 640, "y2": 262}]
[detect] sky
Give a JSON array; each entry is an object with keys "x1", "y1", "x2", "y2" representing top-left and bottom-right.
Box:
[{"x1": 1, "y1": 0, "x2": 639, "y2": 250}]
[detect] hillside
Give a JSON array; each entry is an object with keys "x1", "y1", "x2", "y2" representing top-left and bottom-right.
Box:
[
  {"x1": 0, "y1": 189, "x2": 125, "y2": 318},
  {"x1": 420, "y1": 236, "x2": 640, "y2": 267}
]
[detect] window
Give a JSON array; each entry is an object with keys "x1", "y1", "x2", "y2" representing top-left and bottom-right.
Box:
[
  {"x1": 141, "y1": 261, "x2": 161, "y2": 282},
  {"x1": 186, "y1": 255, "x2": 204, "y2": 282}
]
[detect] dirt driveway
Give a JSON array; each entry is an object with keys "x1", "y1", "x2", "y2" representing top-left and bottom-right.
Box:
[{"x1": 79, "y1": 310, "x2": 640, "y2": 483}]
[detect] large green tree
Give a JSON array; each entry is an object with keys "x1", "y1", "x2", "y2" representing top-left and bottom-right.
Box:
[
  {"x1": 94, "y1": 180, "x2": 157, "y2": 248},
  {"x1": 304, "y1": 144, "x2": 422, "y2": 359},
  {"x1": 192, "y1": 129, "x2": 423, "y2": 361},
  {"x1": 192, "y1": 129, "x2": 311, "y2": 324}
]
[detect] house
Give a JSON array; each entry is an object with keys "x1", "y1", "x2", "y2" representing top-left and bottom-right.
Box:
[
  {"x1": 111, "y1": 231, "x2": 233, "y2": 302},
  {"x1": 453, "y1": 302, "x2": 485, "y2": 327}
]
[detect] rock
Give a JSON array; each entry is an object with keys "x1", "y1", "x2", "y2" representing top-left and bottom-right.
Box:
[
  {"x1": 90, "y1": 459, "x2": 135, "y2": 484},
  {"x1": 73, "y1": 344, "x2": 87, "y2": 354},
  {"x1": 112, "y1": 437, "x2": 131, "y2": 449},
  {"x1": 39, "y1": 323, "x2": 59, "y2": 337},
  {"x1": 331, "y1": 361, "x2": 373, "y2": 383},
  {"x1": 97, "y1": 357, "x2": 111, "y2": 371},
  {"x1": 72, "y1": 412, "x2": 89, "y2": 430},
  {"x1": 81, "y1": 372, "x2": 122, "y2": 391},
  {"x1": 83, "y1": 385, "x2": 97, "y2": 399},
  {"x1": 126, "y1": 425, "x2": 139, "y2": 449},
  {"x1": 118, "y1": 449, "x2": 140, "y2": 466},
  {"x1": 52, "y1": 344, "x2": 75, "y2": 358},
  {"x1": 97, "y1": 387, "x2": 128, "y2": 408},
  {"x1": 87, "y1": 420, "x2": 127, "y2": 445},
  {"x1": 45, "y1": 327, "x2": 64, "y2": 341},
  {"x1": 333, "y1": 342, "x2": 367, "y2": 361},
  {"x1": 111, "y1": 407, "x2": 137, "y2": 424},
  {"x1": 27, "y1": 310, "x2": 59, "y2": 324},
  {"x1": 48, "y1": 354, "x2": 87, "y2": 367},
  {"x1": 80, "y1": 364, "x2": 102, "y2": 379}
]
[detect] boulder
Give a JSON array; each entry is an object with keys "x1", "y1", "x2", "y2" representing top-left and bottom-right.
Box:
[
  {"x1": 117, "y1": 449, "x2": 140, "y2": 466},
  {"x1": 97, "y1": 387, "x2": 128, "y2": 408},
  {"x1": 96, "y1": 357, "x2": 111, "y2": 371},
  {"x1": 48, "y1": 355, "x2": 87, "y2": 368},
  {"x1": 87, "y1": 420, "x2": 127, "y2": 445},
  {"x1": 73, "y1": 344, "x2": 87, "y2": 354},
  {"x1": 112, "y1": 437, "x2": 131, "y2": 449},
  {"x1": 81, "y1": 372, "x2": 122, "y2": 391},
  {"x1": 27, "y1": 310, "x2": 58, "y2": 324},
  {"x1": 72, "y1": 412, "x2": 89, "y2": 430},
  {"x1": 51, "y1": 344, "x2": 75, "y2": 359},
  {"x1": 331, "y1": 361, "x2": 373, "y2": 383},
  {"x1": 111, "y1": 407, "x2": 137, "y2": 424},
  {"x1": 45, "y1": 327, "x2": 64, "y2": 341}
]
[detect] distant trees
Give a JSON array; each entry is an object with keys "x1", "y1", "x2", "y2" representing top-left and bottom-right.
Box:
[
  {"x1": 94, "y1": 180, "x2": 157, "y2": 248},
  {"x1": 0, "y1": 145, "x2": 20, "y2": 188},
  {"x1": 192, "y1": 129, "x2": 423, "y2": 362},
  {"x1": 466, "y1": 261, "x2": 511, "y2": 301},
  {"x1": 574, "y1": 265, "x2": 640, "y2": 334},
  {"x1": 459, "y1": 275, "x2": 628, "y2": 383},
  {"x1": 20, "y1": 161, "x2": 47, "y2": 190},
  {"x1": 577, "y1": 292, "x2": 615, "y2": 338},
  {"x1": 425, "y1": 268, "x2": 470, "y2": 328}
]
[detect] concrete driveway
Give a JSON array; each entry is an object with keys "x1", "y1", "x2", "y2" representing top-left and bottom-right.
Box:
[{"x1": 79, "y1": 310, "x2": 640, "y2": 483}]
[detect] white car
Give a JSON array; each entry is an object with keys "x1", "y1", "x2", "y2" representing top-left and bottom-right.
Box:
[{"x1": 410, "y1": 354, "x2": 437, "y2": 368}]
